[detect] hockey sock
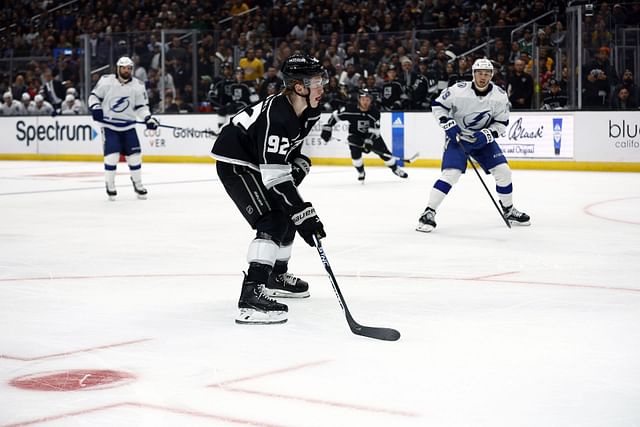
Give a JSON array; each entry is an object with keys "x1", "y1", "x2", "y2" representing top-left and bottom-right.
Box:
[
  {"x1": 490, "y1": 164, "x2": 513, "y2": 208},
  {"x1": 246, "y1": 234, "x2": 278, "y2": 267},
  {"x1": 126, "y1": 153, "x2": 142, "y2": 184},
  {"x1": 272, "y1": 260, "x2": 288, "y2": 276},
  {"x1": 427, "y1": 168, "x2": 461, "y2": 211},
  {"x1": 247, "y1": 262, "x2": 272, "y2": 284},
  {"x1": 104, "y1": 152, "x2": 119, "y2": 187}
]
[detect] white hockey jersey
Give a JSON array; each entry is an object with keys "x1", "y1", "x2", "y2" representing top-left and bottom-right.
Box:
[
  {"x1": 0, "y1": 100, "x2": 26, "y2": 116},
  {"x1": 432, "y1": 81, "x2": 510, "y2": 141},
  {"x1": 28, "y1": 101, "x2": 55, "y2": 116},
  {"x1": 88, "y1": 75, "x2": 151, "y2": 131}
]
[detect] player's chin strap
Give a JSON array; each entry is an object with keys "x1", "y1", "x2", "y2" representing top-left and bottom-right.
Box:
[{"x1": 293, "y1": 85, "x2": 312, "y2": 109}]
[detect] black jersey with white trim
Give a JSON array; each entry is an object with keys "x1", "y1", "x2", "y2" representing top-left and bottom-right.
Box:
[
  {"x1": 326, "y1": 103, "x2": 380, "y2": 139},
  {"x1": 212, "y1": 93, "x2": 321, "y2": 212}
]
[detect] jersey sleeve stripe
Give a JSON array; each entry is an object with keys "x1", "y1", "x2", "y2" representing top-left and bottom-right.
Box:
[{"x1": 431, "y1": 100, "x2": 450, "y2": 110}]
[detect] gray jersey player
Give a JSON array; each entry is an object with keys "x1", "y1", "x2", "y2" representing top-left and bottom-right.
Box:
[{"x1": 417, "y1": 58, "x2": 530, "y2": 232}]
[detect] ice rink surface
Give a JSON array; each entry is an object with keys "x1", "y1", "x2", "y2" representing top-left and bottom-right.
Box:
[{"x1": 1, "y1": 160, "x2": 639, "y2": 427}]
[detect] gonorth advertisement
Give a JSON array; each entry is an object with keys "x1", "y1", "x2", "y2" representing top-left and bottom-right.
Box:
[
  {"x1": 495, "y1": 113, "x2": 574, "y2": 159},
  {"x1": 574, "y1": 112, "x2": 640, "y2": 162},
  {"x1": 0, "y1": 115, "x2": 217, "y2": 158}
]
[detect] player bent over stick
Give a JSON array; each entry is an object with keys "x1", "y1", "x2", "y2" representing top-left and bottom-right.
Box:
[
  {"x1": 211, "y1": 53, "x2": 328, "y2": 324},
  {"x1": 417, "y1": 58, "x2": 530, "y2": 232},
  {"x1": 321, "y1": 88, "x2": 408, "y2": 182},
  {"x1": 88, "y1": 56, "x2": 159, "y2": 200}
]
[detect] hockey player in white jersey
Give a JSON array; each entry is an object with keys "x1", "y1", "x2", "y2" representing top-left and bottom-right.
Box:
[
  {"x1": 88, "y1": 56, "x2": 159, "y2": 200},
  {"x1": 28, "y1": 94, "x2": 55, "y2": 116},
  {"x1": 417, "y1": 58, "x2": 530, "y2": 232},
  {"x1": 0, "y1": 92, "x2": 26, "y2": 115}
]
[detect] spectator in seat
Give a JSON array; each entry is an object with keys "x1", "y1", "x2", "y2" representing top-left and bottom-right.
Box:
[{"x1": 507, "y1": 59, "x2": 533, "y2": 109}]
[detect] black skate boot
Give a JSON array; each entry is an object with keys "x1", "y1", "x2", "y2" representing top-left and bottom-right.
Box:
[
  {"x1": 500, "y1": 201, "x2": 531, "y2": 226},
  {"x1": 416, "y1": 207, "x2": 436, "y2": 233},
  {"x1": 266, "y1": 273, "x2": 310, "y2": 298},
  {"x1": 391, "y1": 165, "x2": 408, "y2": 178},
  {"x1": 131, "y1": 177, "x2": 148, "y2": 200},
  {"x1": 356, "y1": 166, "x2": 365, "y2": 182},
  {"x1": 236, "y1": 274, "x2": 288, "y2": 324},
  {"x1": 105, "y1": 183, "x2": 117, "y2": 201}
]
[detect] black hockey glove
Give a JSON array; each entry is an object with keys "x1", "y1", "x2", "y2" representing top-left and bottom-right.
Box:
[
  {"x1": 320, "y1": 125, "x2": 332, "y2": 142},
  {"x1": 363, "y1": 138, "x2": 373, "y2": 153},
  {"x1": 145, "y1": 115, "x2": 159, "y2": 130},
  {"x1": 291, "y1": 154, "x2": 311, "y2": 187},
  {"x1": 291, "y1": 202, "x2": 326, "y2": 247}
]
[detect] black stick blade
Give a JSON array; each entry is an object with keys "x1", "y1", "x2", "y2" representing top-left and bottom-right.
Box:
[{"x1": 351, "y1": 324, "x2": 401, "y2": 341}]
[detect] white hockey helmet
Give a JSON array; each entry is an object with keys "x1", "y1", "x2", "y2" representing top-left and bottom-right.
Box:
[
  {"x1": 116, "y1": 56, "x2": 134, "y2": 68},
  {"x1": 22, "y1": 93, "x2": 31, "y2": 101},
  {"x1": 116, "y1": 56, "x2": 134, "y2": 81},
  {"x1": 472, "y1": 58, "x2": 494, "y2": 88},
  {"x1": 3, "y1": 91, "x2": 12, "y2": 100},
  {"x1": 65, "y1": 94, "x2": 75, "y2": 103},
  {"x1": 34, "y1": 94, "x2": 44, "y2": 103}
]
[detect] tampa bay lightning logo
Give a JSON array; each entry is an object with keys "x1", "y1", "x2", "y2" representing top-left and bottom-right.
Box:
[
  {"x1": 462, "y1": 110, "x2": 492, "y2": 131},
  {"x1": 110, "y1": 96, "x2": 130, "y2": 113}
]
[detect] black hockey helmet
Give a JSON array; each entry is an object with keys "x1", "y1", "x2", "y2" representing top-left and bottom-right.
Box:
[{"x1": 281, "y1": 53, "x2": 328, "y2": 89}]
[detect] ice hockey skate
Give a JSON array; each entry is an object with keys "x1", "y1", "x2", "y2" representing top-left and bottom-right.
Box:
[
  {"x1": 391, "y1": 166, "x2": 408, "y2": 178},
  {"x1": 500, "y1": 201, "x2": 530, "y2": 226},
  {"x1": 416, "y1": 207, "x2": 437, "y2": 232},
  {"x1": 236, "y1": 275, "x2": 288, "y2": 324},
  {"x1": 266, "y1": 273, "x2": 310, "y2": 298},
  {"x1": 131, "y1": 177, "x2": 148, "y2": 200},
  {"x1": 105, "y1": 183, "x2": 117, "y2": 201}
]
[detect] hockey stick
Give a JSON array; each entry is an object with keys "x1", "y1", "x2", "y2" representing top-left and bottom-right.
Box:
[
  {"x1": 312, "y1": 234, "x2": 401, "y2": 342},
  {"x1": 103, "y1": 117, "x2": 218, "y2": 136},
  {"x1": 334, "y1": 138, "x2": 419, "y2": 163},
  {"x1": 457, "y1": 137, "x2": 511, "y2": 229}
]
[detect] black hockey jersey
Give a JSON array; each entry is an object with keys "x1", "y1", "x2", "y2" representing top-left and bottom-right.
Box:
[
  {"x1": 211, "y1": 94, "x2": 321, "y2": 211},
  {"x1": 325, "y1": 103, "x2": 380, "y2": 141},
  {"x1": 381, "y1": 80, "x2": 405, "y2": 110}
]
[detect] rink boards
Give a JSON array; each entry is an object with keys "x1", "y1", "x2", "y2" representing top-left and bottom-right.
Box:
[{"x1": 0, "y1": 111, "x2": 638, "y2": 171}]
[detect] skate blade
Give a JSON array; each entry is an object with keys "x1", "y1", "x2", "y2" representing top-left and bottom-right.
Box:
[
  {"x1": 264, "y1": 288, "x2": 310, "y2": 299},
  {"x1": 415, "y1": 223, "x2": 435, "y2": 233},
  {"x1": 235, "y1": 308, "x2": 287, "y2": 324},
  {"x1": 108, "y1": 195, "x2": 116, "y2": 201},
  {"x1": 508, "y1": 219, "x2": 531, "y2": 226},
  {"x1": 136, "y1": 193, "x2": 148, "y2": 200}
]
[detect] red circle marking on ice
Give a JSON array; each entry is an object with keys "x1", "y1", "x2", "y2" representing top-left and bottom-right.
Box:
[{"x1": 9, "y1": 369, "x2": 136, "y2": 391}]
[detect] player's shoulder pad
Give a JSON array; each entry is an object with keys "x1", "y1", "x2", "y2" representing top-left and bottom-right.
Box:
[
  {"x1": 456, "y1": 81, "x2": 469, "y2": 89},
  {"x1": 493, "y1": 83, "x2": 507, "y2": 95},
  {"x1": 132, "y1": 76, "x2": 146, "y2": 86}
]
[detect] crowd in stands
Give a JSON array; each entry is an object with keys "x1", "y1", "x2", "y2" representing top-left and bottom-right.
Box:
[{"x1": 1, "y1": 0, "x2": 639, "y2": 116}]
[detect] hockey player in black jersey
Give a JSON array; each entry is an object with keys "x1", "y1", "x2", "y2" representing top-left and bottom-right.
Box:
[
  {"x1": 320, "y1": 88, "x2": 408, "y2": 182},
  {"x1": 208, "y1": 63, "x2": 236, "y2": 131},
  {"x1": 211, "y1": 53, "x2": 328, "y2": 325}
]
